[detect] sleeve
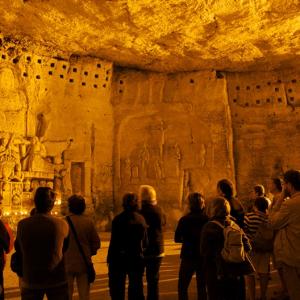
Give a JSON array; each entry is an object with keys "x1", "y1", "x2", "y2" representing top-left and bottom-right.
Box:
[
  {"x1": 62, "y1": 220, "x2": 70, "y2": 253},
  {"x1": 0, "y1": 220, "x2": 10, "y2": 253},
  {"x1": 269, "y1": 201, "x2": 290, "y2": 230},
  {"x1": 142, "y1": 223, "x2": 149, "y2": 251},
  {"x1": 174, "y1": 218, "x2": 184, "y2": 243},
  {"x1": 89, "y1": 222, "x2": 101, "y2": 256}
]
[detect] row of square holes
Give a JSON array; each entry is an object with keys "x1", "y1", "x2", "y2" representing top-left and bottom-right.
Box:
[
  {"x1": 235, "y1": 80, "x2": 297, "y2": 91},
  {"x1": 22, "y1": 71, "x2": 108, "y2": 88},
  {"x1": 232, "y1": 96, "x2": 298, "y2": 106}
]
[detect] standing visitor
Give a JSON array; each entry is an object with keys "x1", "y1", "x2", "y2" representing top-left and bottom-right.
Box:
[
  {"x1": 201, "y1": 197, "x2": 251, "y2": 300},
  {"x1": 217, "y1": 179, "x2": 245, "y2": 227},
  {"x1": 14, "y1": 187, "x2": 69, "y2": 300},
  {"x1": 0, "y1": 196, "x2": 11, "y2": 300},
  {"x1": 244, "y1": 196, "x2": 272, "y2": 300},
  {"x1": 139, "y1": 185, "x2": 166, "y2": 300},
  {"x1": 107, "y1": 193, "x2": 147, "y2": 300},
  {"x1": 268, "y1": 177, "x2": 289, "y2": 300},
  {"x1": 65, "y1": 195, "x2": 100, "y2": 300},
  {"x1": 270, "y1": 169, "x2": 300, "y2": 300},
  {"x1": 175, "y1": 192, "x2": 208, "y2": 300}
]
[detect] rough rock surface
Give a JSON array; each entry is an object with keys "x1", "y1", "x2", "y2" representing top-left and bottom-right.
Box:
[{"x1": 0, "y1": 0, "x2": 300, "y2": 72}]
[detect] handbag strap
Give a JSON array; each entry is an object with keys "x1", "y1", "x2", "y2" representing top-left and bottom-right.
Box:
[
  {"x1": 66, "y1": 216, "x2": 90, "y2": 268},
  {"x1": 211, "y1": 220, "x2": 225, "y2": 229}
]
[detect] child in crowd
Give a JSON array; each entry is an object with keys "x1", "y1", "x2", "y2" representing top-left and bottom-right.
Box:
[{"x1": 245, "y1": 196, "x2": 272, "y2": 300}]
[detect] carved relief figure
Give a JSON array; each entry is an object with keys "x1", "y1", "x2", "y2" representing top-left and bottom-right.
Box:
[
  {"x1": 174, "y1": 143, "x2": 182, "y2": 176},
  {"x1": 23, "y1": 136, "x2": 53, "y2": 173},
  {"x1": 154, "y1": 159, "x2": 165, "y2": 179},
  {"x1": 139, "y1": 143, "x2": 150, "y2": 178},
  {"x1": 0, "y1": 133, "x2": 24, "y2": 181},
  {"x1": 123, "y1": 158, "x2": 132, "y2": 182}
]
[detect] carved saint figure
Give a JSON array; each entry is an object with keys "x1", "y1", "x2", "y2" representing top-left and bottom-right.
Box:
[
  {"x1": 24, "y1": 136, "x2": 48, "y2": 172},
  {"x1": 139, "y1": 143, "x2": 150, "y2": 178}
]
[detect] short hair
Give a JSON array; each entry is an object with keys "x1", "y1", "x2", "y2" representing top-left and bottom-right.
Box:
[
  {"x1": 254, "y1": 184, "x2": 265, "y2": 196},
  {"x1": 254, "y1": 196, "x2": 269, "y2": 213},
  {"x1": 208, "y1": 197, "x2": 231, "y2": 219},
  {"x1": 139, "y1": 185, "x2": 157, "y2": 205},
  {"x1": 34, "y1": 187, "x2": 55, "y2": 213},
  {"x1": 283, "y1": 169, "x2": 300, "y2": 191},
  {"x1": 217, "y1": 179, "x2": 234, "y2": 200},
  {"x1": 271, "y1": 177, "x2": 282, "y2": 192},
  {"x1": 122, "y1": 193, "x2": 138, "y2": 211},
  {"x1": 68, "y1": 195, "x2": 86, "y2": 215},
  {"x1": 187, "y1": 192, "x2": 205, "y2": 212}
]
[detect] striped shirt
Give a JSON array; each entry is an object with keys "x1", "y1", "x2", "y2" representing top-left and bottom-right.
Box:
[{"x1": 244, "y1": 211, "x2": 268, "y2": 239}]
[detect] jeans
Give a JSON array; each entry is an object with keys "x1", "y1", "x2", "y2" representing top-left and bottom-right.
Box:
[
  {"x1": 109, "y1": 259, "x2": 144, "y2": 300},
  {"x1": 67, "y1": 272, "x2": 90, "y2": 300},
  {"x1": 21, "y1": 283, "x2": 69, "y2": 300},
  {"x1": 144, "y1": 257, "x2": 163, "y2": 300},
  {"x1": 178, "y1": 258, "x2": 207, "y2": 300}
]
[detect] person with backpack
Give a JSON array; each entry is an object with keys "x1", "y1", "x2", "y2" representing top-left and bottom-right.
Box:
[
  {"x1": 200, "y1": 197, "x2": 252, "y2": 300},
  {"x1": 174, "y1": 192, "x2": 208, "y2": 300},
  {"x1": 244, "y1": 196, "x2": 273, "y2": 300}
]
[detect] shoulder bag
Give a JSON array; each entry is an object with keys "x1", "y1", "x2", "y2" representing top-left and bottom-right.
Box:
[{"x1": 66, "y1": 216, "x2": 96, "y2": 283}]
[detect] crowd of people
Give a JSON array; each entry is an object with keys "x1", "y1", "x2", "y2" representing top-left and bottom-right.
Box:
[{"x1": 0, "y1": 169, "x2": 299, "y2": 300}]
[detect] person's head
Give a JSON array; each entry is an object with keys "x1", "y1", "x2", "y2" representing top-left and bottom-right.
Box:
[
  {"x1": 207, "y1": 197, "x2": 231, "y2": 219},
  {"x1": 187, "y1": 192, "x2": 205, "y2": 212},
  {"x1": 254, "y1": 184, "x2": 265, "y2": 197},
  {"x1": 217, "y1": 179, "x2": 234, "y2": 200},
  {"x1": 122, "y1": 193, "x2": 139, "y2": 211},
  {"x1": 34, "y1": 187, "x2": 55, "y2": 213},
  {"x1": 269, "y1": 177, "x2": 283, "y2": 194},
  {"x1": 68, "y1": 194, "x2": 86, "y2": 215},
  {"x1": 254, "y1": 196, "x2": 269, "y2": 213},
  {"x1": 139, "y1": 185, "x2": 157, "y2": 205},
  {"x1": 283, "y1": 169, "x2": 300, "y2": 196}
]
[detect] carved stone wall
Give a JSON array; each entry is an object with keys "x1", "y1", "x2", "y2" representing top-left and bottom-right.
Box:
[
  {"x1": 227, "y1": 71, "x2": 300, "y2": 199},
  {"x1": 112, "y1": 69, "x2": 235, "y2": 221},
  {"x1": 0, "y1": 49, "x2": 113, "y2": 218}
]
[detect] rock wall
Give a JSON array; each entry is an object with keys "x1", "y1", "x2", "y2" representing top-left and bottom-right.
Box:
[
  {"x1": 227, "y1": 71, "x2": 300, "y2": 198},
  {"x1": 2, "y1": 45, "x2": 300, "y2": 227},
  {"x1": 0, "y1": 49, "x2": 113, "y2": 222},
  {"x1": 111, "y1": 69, "x2": 235, "y2": 221}
]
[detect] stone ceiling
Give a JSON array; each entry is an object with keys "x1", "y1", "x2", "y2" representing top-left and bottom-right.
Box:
[{"x1": 0, "y1": 0, "x2": 300, "y2": 72}]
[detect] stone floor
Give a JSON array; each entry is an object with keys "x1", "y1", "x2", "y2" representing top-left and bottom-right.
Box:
[{"x1": 4, "y1": 232, "x2": 282, "y2": 300}]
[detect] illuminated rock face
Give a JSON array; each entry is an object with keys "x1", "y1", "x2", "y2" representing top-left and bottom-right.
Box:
[
  {"x1": 111, "y1": 70, "x2": 235, "y2": 215},
  {"x1": 0, "y1": 50, "x2": 113, "y2": 225},
  {"x1": 227, "y1": 71, "x2": 300, "y2": 202},
  {"x1": 0, "y1": 0, "x2": 300, "y2": 72},
  {"x1": 0, "y1": 0, "x2": 299, "y2": 203}
]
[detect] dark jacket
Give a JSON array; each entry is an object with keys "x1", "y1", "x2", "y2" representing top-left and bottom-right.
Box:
[
  {"x1": 107, "y1": 210, "x2": 148, "y2": 263},
  {"x1": 140, "y1": 204, "x2": 166, "y2": 257},
  {"x1": 0, "y1": 219, "x2": 10, "y2": 270},
  {"x1": 15, "y1": 213, "x2": 69, "y2": 289},
  {"x1": 228, "y1": 197, "x2": 245, "y2": 228},
  {"x1": 174, "y1": 209, "x2": 208, "y2": 259}
]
